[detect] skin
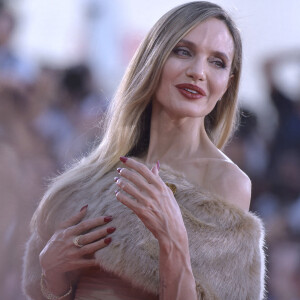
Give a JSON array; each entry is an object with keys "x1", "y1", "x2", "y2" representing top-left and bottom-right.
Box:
[
  {"x1": 39, "y1": 208, "x2": 115, "y2": 299},
  {"x1": 145, "y1": 17, "x2": 251, "y2": 211},
  {"x1": 116, "y1": 159, "x2": 196, "y2": 299},
  {"x1": 39, "y1": 18, "x2": 251, "y2": 299},
  {"x1": 116, "y1": 18, "x2": 251, "y2": 299}
]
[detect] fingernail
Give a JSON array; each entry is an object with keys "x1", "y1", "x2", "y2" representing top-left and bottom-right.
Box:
[
  {"x1": 104, "y1": 216, "x2": 113, "y2": 223},
  {"x1": 114, "y1": 177, "x2": 119, "y2": 182},
  {"x1": 80, "y1": 205, "x2": 88, "y2": 212},
  {"x1": 156, "y1": 160, "x2": 160, "y2": 171},
  {"x1": 117, "y1": 168, "x2": 122, "y2": 173},
  {"x1": 104, "y1": 237, "x2": 112, "y2": 245},
  {"x1": 107, "y1": 227, "x2": 116, "y2": 234},
  {"x1": 114, "y1": 189, "x2": 119, "y2": 195},
  {"x1": 120, "y1": 156, "x2": 128, "y2": 163}
]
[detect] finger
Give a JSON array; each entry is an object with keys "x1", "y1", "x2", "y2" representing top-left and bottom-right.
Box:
[
  {"x1": 117, "y1": 168, "x2": 153, "y2": 194},
  {"x1": 115, "y1": 178, "x2": 147, "y2": 202},
  {"x1": 79, "y1": 236, "x2": 113, "y2": 256},
  {"x1": 119, "y1": 157, "x2": 158, "y2": 184},
  {"x1": 60, "y1": 205, "x2": 88, "y2": 229},
  {"x1": 115, "y1": 190, "x2": 142, "y2": 212},
  {"x1": 79, "y1": 226, "x2": 116, "y2": 245},
  {"x1": 71, "y1": 216, "x2": 113, "y2": 236}
]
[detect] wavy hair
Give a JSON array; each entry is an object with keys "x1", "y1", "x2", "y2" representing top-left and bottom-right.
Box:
[{"x1": 32, "y1": 1, "x2": 243, "y2": 238}]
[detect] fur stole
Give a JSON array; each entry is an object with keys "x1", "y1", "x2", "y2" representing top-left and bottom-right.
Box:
[{"x1": 23, "y1": 163, "x2": 266, "y2": 300}]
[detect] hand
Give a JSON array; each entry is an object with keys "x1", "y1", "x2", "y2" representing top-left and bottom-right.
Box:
[
  {"x1": 115, "y1": 158, "x2": 196, "y2": 300},
  {"x1": 115, "y1": 157, "x2": 187, "y2": 244},
  {"x1": 39, "y1": 206, "x2": 115, "y2": 280}
]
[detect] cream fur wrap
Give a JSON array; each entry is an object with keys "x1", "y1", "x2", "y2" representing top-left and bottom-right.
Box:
[{"x1": 23, "y1": 164, "x2": 266, "y2": 300}]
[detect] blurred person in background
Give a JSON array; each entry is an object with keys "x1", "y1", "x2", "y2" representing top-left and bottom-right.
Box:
[
  {"x1": 260, "y1": 50, "x2": 300, "y2": 300},
  {"x1": 1, "y1": 3, "x2": 106, "y2": 298},
  {"x1": 0, "y1": 2, "x2": 55, "y2": 299},
  {"x1": 264, "y1": 50, "x2": 300, "y2": 204},
  {"x1": 33, "y1": 64, "x2": 107, "y2": 169},
  {"x1": 268, "y1": 240, "x2": 300, "y2": 300},
  {"x1": 264, "y1": 50, "x2": 300, "y2": 159},
  {"x1": 0, "y1": 84, "x2": 55, "y2": 299},
  {"x1": 23, "y1": 2, "x2": 265, "y2": 300}
]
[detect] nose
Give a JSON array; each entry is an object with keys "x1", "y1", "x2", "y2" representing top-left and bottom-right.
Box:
[{"x1": 186, "y1": 59, "x2": 206, "y2": 81}]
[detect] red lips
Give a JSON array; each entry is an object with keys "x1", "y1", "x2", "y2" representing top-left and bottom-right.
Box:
[{"x1": 175, "y1": 83, "x2": 207, "y2": 100}]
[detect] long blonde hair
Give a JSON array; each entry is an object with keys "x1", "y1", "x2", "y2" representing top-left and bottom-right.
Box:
[{"x1": 33, "y1": 1, "x2": 243, "y2": 238}]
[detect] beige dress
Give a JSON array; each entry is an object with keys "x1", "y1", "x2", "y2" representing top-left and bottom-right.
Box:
[{"x1": 75, "y1": 267, "x2": 158, "y2": 300}]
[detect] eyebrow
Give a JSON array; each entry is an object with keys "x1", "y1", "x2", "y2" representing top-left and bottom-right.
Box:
[{"x1": 177, "y1": 38, "x2": 231, "y2": 63}]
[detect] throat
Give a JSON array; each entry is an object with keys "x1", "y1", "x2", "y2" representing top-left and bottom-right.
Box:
[
  {"x1": 145, "y1": 128, "x2": 205, "y2": 165},
  {"x1": 146, "y1": 101, "x2": 208, "y2": 163}
]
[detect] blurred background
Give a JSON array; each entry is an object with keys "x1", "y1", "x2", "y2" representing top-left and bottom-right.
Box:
[{"x1": 0, "y1": 0, "x2": 300, "y2": 299}]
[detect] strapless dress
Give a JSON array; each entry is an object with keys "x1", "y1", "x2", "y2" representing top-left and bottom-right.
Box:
[{"x1": 75, "y1": 267, "x2": 158, "y2": 300}]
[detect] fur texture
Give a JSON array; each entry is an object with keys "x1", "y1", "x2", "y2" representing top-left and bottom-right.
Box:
[{"x1": 23, "y1": 163, "x2": 266, "y2": 300}]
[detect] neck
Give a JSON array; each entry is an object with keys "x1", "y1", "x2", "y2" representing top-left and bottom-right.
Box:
[{"x1": 144, "y1": 102, "x2": 212, "y2": 166}]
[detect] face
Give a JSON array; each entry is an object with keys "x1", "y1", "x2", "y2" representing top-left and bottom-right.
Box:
[{"x1": 154, "y1": 18, "x2": 234, "y2": 119}]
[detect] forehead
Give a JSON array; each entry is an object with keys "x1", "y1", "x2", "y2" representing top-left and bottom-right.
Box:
[{"x1": 182, "y1": 18, "x2": 234, "y2": 60}]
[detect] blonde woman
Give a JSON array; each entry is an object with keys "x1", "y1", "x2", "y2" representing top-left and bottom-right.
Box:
[{"x1": 23, "y1": 2, "x2": 266, "y2": 299}]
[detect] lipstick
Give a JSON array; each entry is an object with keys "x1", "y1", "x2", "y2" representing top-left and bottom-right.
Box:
[{"x1": 175, "y1": 83, "x2": 206, "y2": 100}]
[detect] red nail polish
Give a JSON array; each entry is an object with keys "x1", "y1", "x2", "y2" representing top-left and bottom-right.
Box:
[
  {"x1": 107, "y1": 227, "x2": 116, "y2": 234},
  {"x1": 117, "y1": 168, "x2": 122, "y2": 173},
  {"x1": 104, "y1": 216, "x2": 113, "y2": 223},
  {"x1": 80, "y1": 205, "x2": 88, "y2": 212},
  {"x1": 120, "y1": 156, "x2": 128, "y2": 163},
  {"x1": 156, "y1": 160, "x2": 160, "y2": 171},
  {"x1": 104, "y1": 237, "x2": 112, "y2": 245}
]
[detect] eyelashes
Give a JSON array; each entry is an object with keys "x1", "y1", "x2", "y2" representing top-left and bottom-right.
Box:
[
  {"x1": 210, "y1": 59, "x2": 227, "y2": 69},
  {"x1": 172, "y1": 47, "x2": 191, "y2": 57},
  {"x1": 172, "y1": 46, "x2": 227, "y2": 69}
]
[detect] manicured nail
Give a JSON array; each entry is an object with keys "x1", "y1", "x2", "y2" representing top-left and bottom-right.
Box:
[
  {"x1": 120, "y1": 156, "x2": 128, "y2": 163},
  {"x1": 104, "y1": 216, "x2": 113, "y2": 223},
  {"x1": 80, "y1": 205, "x2": 88, "y2": 212},
  {"x1": 156, "y1": 160, "x2": 160, "y2": 171},
  {"x1": 104, "y1": 237, "x2": 112, "y2": 245},
  {"x1": 117, "y1": 168, "x2": 122, "y2": 173},
  {"x1": 114, "y1": 177, "x2": 119, "y2": 182},
  {"x1": 107, "y1": 227, "x2": 116, "y2": 234},
  {"x1": 114, "y1": 189, "x2": 119, "y2": 195}
]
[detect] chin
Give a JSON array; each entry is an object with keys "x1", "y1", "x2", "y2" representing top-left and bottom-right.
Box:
[
  {"x1": 173, "y1": 105, "x2": 214, "y2": 119},
  {"x1": 167, "y1": 109, "x2": 206, "y2": 120}
]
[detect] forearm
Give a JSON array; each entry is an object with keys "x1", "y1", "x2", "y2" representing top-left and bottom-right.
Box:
[{"x1": 159, "y1": 237, "x2": 197, "y2": 300}]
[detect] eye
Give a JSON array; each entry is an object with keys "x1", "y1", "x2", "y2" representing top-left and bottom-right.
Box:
[
  {"x1": 209, "y1": 57, "x2": 226, "y2": 69},
  {"x1": 172, "y1": 47, "x2": 192, "y2": 57}
]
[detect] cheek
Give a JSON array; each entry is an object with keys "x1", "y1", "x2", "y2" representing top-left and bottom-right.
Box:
[
  {"x1": 211, "y1": 74, "x2": 230, "y2": 96},
  {"x1": 160, "y1": 60, "x2": 176, "y2": 82},
  {"x1": 160, "y1": 56, "x2": 184, "y2": 82},
  {"x1": 156, "y1": 61, "x2": 178, "y2": 95}
]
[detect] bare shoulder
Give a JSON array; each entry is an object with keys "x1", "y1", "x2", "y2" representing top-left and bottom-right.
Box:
[
  {"x1": 174, "y1": 150, "x2": 252, "y2": 211},
  {"x1": 215, "y1": 161, "x2": 251, "y2": 211},
  {"x1": 200, "y1": 156, "x2": 252, "y2": 212}
]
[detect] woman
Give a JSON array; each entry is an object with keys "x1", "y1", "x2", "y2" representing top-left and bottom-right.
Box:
[{"x1": 23, "y1": 2, "x2": 266, "y2": 299}]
